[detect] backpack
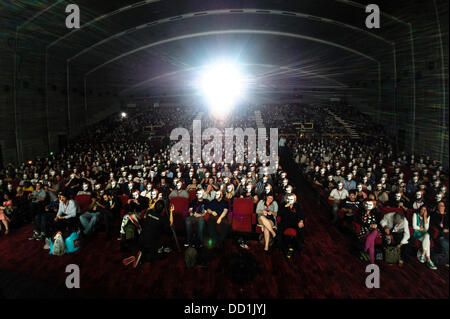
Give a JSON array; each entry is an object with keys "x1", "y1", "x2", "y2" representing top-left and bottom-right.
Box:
[
  {"x1": 384, "y1": 246, "x2": 400, "y2": 263},
  {"x1": 125, "y1": 222, "x2": 137, "y2": 240},
  {"x1": 65, "y1": 232, "x2": 80, "y2": 253}
]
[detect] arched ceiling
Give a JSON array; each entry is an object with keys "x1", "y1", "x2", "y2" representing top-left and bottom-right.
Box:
[{"x1": 3, "y1": 0, "x2": 417, "y2": 101}]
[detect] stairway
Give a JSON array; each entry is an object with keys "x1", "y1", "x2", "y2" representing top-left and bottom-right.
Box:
[{"x1": 325, "y1": 108, "x2": 360, "y2": 139}]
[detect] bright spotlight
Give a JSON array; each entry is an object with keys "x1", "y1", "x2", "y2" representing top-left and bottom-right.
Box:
[
  {"x1": 121, "y1": 112, "x2": 127, "y2": 118},
  {"x1": 198, "y1": 62, "x2": 246, "y2": 118}
]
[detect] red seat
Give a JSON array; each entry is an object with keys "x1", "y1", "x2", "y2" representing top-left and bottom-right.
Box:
[
  {"x1": 74, "y1": 194, "x2": 91, "y2": 214},
  {"x1": 170, "y1": 197, "x2": 190, "y2": 231},
  {"x1": 283, "y1": 228, "x2": 297, "y2": 237},
  {"x1": 231, "y1": 198, "x2": 254, "y2": 232},
  {"x1": 117, "y1": 195, "x2": 129, "y2": 217},
  {"x1": 188, "y1": 189, "x2": 197, "y2": 203}
]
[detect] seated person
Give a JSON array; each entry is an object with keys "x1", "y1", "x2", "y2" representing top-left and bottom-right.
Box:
[
  {"x1": 118, "y1": 190, "x2": 145, "y2": 241},
  {"x1": 387, "y1": 192, "x2": 409, "y2": 213},
  {"x1": 185, "y1": 189, "x2": 207, "y2": 247},
  {"x1": 124, "y1": 201, "x2": 174, "y2": 268},
  {"x1": 256, "y1": 193, "x2": 279, "y2": 253},
  {"x1": 412, "y1": 206, "x2": 437, "y2": 269},
  {"x1": 277, "y1": 194, "x2": 305, "y2": 254},
  {"x1": 28, "y1": 182, "x2": 48, "y2": 240},
  {"x1": 357, "y1": 200, "x2": 380, "y2": 264},
  {"x1": 205, "y1": 190, "x2": 230, "y2": 249},
  {"x1": 76, "y1": 182, "x2": 92, "y2": 196},
  {"x1": 373, "y1": 183, "x2": 389, "y2": 206},
  {"x1": 49, "y1": 191, "x2": 79, "y2": 239},
  {"x1": 328, "y1": 182, "x2": 349, "y2": 224},
  {"x1": 355, "y1": 184, "x2": 367, "y2": 201},
  {"x1": 341, "y1": 190, "x2": 361, "y2": 221},
  {"x1": 169, "y1": 181, "x2": 189, "y2": 199},
  {"x1": 79, "y1": 191, "x2": 102, "y2": 235},
  {"x1": 0, "y1": 193, "x2": 13, "y2": 235},
  {"x1": 412, "y1": 191, "x2": 426, "y2": 210},
  {"x1": 431, "y1": 201, "x2": 449, "y2": 267},
  {"x1": 380, "y1": 212, "x2": 410, "y2": 266}
]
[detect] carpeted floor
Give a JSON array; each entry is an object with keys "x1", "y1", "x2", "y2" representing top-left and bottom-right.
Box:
[{"x1": 0, "y1": 156, "x2": 448, "y2": 298}]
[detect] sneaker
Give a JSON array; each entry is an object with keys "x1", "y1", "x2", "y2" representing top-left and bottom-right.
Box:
[
  {"x1": 398, "y1": 259, "x2": 404, "y2": 267},
  {"x1": 184, "y1": 243, "x2": 190, "y2": 247},
  {"x1": 163, "y1": 247, "x2": 172, "y2": 253},
  {"x1": 417, "y1": 254, "x2": 426, "y2": 263},
  {"x1": 426, "y1": 260, "x2": 437, "y2": 270},
  {"x1": 43, "y1": 238, "x2": 50, "y2": 250},
  {"x1": 133, "y1": 251, "x2": 142, "y2": 268},
  {"x1": 28, "y1": 232, "x2": 39, "y2": 240},
  {"x1": 122, "y1": 256, "x2": 135, "y2": 266},
  {"x1": 240, "y1": 242, "x2": 249, "y2": 250},
  {"x1": 158, "y1": 247, "x2": 164, "y2": 254}
]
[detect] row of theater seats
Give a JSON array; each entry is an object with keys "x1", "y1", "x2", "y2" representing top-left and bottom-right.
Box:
[{"x1": 73, "y1": 192, "x2": 299, "y2": 240}]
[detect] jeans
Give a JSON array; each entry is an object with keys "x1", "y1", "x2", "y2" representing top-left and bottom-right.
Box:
[
  {"x1": 80, "y1": 211, "x2": 100, "y2": 234},
  {"x1": 34, "y1": 214, "x2": 47, "y2": 234},
  {"x1": 438, "y1": 236, "x2": 449, "y2": 262},
  {"x1": 391, "y1": 232, "x2": 409, "y2": 261},
  {"x1": 331, "y1": 201, "x2": 340, "y2": 223},
  {"x1": 206, "y1": 216, "x2": 231, "y2": 246},
  {"x1": 185, "y1": 215, "x2": 205, "y2": 245}
]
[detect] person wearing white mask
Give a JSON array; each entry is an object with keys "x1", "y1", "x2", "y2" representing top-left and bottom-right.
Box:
[
  {"x1": 77, "y1": 182, "x2": 92, "y2": 196},
  {"x1": 343, "y1": 173, "x2": 356, "y2": 191},
  {"x1": 356, "y1": 200, "x2": 380, "y2": 264},
  {"x1": 64, "y1": 172, "x2": 81, "y2": 197},
  {"x1": 277, "y1": 194, "x2": 305, "y2": 254},
  {"x1": 374, "y1": 182, "x2": 389, "y2": 205},
  {"x1": 406, "y1": 175, "x2": 420, "y2": 195},
  {"x1": 224, "y1": 184, "x2": 235, "y2": 200},
  {"x1": 185, "y1": 189, "x2": 207, "y2": 247},
  {"x1": 141, "y1": 183, "x2": 153, "y2": 199},
  {"x1": 169, "y1": 181, "x2": 189, "y2": 199},
  {"x1": 412, "y1": 191, "x2": 425, "y2": 210},
  {"x1": 355, "y1": 184, "x2": 367, "y2": 201},
  {"x1": 118, "y1": 190, "x2": 144, "y2": 242},
  {"x1": 388, "y1": 192, "x2": 409, "y2": 213}
]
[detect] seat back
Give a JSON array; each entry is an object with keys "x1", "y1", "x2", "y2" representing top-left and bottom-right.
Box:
[
  {"x1": 170, "y1": 197, "x2": 190, "y2": 216},
  {"x1": 118, "y1": 195, "x2": 129, "y2": 208},
  {"x1": 188, "y1": 189, "x2": 197, "y2": 203},
  {"x1": 231, "y1": 198, "x2": 254, "y2": 232},
  {"x1": 74, "y1": 194, "x2": 91, "y2": 214},
  {"x1": 170, "y1": 196, "x2": 190, "y2": 232}
]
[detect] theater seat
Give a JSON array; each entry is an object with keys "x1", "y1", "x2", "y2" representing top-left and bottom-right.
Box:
[
  {"x1": 74, "y1": 194, "x2": 91, "y2": 214},
  {"x1": 283, "y1": 228, "x2": 297, "y2": 237},
  {"x1": 231, "y1": 198, "x2": 254, "y2": 232},
  {"x1": 188, "y1": 189, "x2": 197, "y2": 203},
  {"x1": 117, "y1": 195, "x2": 129, "y2": 218},
  {"x1": 170, "y1": 197, "x2": 190, "y2": 232}
]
